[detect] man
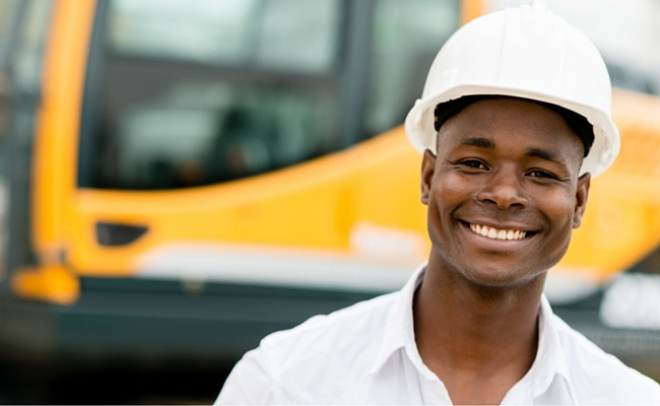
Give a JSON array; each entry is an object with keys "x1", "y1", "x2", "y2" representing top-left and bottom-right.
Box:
[{"x1": 217, "y1": 2, "x2": 660, "y2": 404}]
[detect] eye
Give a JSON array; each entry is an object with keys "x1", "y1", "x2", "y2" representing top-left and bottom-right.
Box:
[
  {"x1": 460, "y1": 159, "x2": 488, "y2": 170},
  {"x1": 527, "y1": 169, "x2": 557, "y2": 179}
]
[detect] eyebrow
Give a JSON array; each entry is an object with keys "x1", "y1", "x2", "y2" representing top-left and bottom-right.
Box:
[
  {"x1": 459, "y1": 136, "x2": 495, "y2": 149},
  {"x1": 525, "y1": 147, "x2": 564, "y2": 164},
  {"x1": 460, "y1": 137, "x2": 568, "y2": 165}
]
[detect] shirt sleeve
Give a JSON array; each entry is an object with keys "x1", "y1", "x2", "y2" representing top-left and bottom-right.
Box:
[{"x1": 215, "y1": 347, "x2": 273, "y2": 405}]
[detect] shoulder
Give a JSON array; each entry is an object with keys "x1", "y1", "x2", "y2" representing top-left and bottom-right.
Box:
[
  {"x1": 552, "y1": 314, "x2": 660, "y2": 404},
  {"x1": 260, "y1": 290, "x2": 397, "y2": 362},
  {"x1": 223, "y1": 291, "x2": 399, "y2": 403}
]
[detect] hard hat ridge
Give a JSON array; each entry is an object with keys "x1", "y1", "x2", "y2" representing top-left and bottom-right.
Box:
[{"x1": 405, "y1": 0, "x2": 619, "y2": 177}]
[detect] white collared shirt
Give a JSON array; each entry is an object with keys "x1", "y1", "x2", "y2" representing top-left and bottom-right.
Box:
[{"x1": 216, "y1": 264, "x2": 660, "y2": 405}]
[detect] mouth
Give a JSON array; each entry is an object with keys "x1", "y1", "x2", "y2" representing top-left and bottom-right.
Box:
[{"x1": 460, "y1": 220, "x2": 536, "y2": 242}]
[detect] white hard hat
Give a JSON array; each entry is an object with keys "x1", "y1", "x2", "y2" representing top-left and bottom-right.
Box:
[{"x1": 404, "y1": 0, "x2": 619, "y2": 177}]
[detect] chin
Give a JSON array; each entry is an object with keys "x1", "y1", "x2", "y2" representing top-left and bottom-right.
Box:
[
  {"x1": 462, "y1": 264, "x2": 544, "y2": 289},
  {"x1": 449, "y1": 254, "x2": 554, "y2": 289}
]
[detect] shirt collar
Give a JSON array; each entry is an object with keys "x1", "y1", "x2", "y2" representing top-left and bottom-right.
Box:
[
  {"x1": 369, "y1": 263, "x2": 426, "y2": 375},
  {"x1": 369, "y1": 264, "x2": 579, "y2": 403},
  {"x1": 526, "y1": 295, "x2": 578, "y2": 402}
]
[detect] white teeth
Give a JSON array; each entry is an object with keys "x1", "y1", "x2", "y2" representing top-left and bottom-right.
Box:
[{"x1": 468, "y1": 223, "x2": 527, "y2": 241}]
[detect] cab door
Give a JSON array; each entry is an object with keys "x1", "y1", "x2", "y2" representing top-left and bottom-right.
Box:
[{"x1": 27, "y1": 0, "x2": 461, "y2": 302}]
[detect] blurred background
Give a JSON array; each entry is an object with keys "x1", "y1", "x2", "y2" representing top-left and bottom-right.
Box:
[{"x1": 0, "y1": 0, "x2": 660, "y2": 403}]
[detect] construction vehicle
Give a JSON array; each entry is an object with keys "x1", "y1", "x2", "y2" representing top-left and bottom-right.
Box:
[{"x1": 0, "y1": 0, "x2": 659, "y2": 375}]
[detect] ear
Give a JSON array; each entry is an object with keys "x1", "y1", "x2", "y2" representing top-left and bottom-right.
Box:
[
  {"x1": 572, "y1": 173, "x2": 591, "y2": 228},
  {"x1": 421, "y1": 149, "x2": 436, "y2": 205}
]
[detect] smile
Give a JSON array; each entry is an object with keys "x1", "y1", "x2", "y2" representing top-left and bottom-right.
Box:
[{"x1": 468, "y1": 223, "x2": 527, "y2": 241}]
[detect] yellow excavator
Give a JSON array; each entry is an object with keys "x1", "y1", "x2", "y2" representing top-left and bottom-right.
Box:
[{"x1": 0, "y1": 0, "x2": 659, "y2": 375}]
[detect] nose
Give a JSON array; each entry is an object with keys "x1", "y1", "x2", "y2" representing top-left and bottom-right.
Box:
[{"x1": 476, "y1": 167, "x2": 529, "y2": 210}]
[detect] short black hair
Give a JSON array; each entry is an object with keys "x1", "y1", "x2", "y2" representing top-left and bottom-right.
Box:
[{"x1": 434, "y1": 95, "x2": 594, "y2": 157}]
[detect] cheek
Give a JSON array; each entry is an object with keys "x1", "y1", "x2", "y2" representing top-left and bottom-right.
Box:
[
  {"x1": 427, "y1": 174, "x2": 463, "y2": 232},
  {"x1": 434, "y1": 172, "x2": 472, "y2": 203},
  {"x1": 537, "y1": 189, "x2": 576, "y2": 232}
]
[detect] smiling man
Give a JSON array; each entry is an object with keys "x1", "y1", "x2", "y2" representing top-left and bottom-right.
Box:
[
  {"x1": 414, "y1": 97, "x2": 592, "y2": 404},
  {"x1": 217, "y1": 2, "x2": 660, "y2": 404}
]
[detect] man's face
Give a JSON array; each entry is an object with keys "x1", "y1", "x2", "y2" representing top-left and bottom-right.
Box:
[{"x1": 421, "y1": 98, "x2": 590, "y2": 287}]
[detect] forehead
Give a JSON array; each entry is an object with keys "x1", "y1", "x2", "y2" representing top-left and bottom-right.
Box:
[{"x1": 438, "y1": 98, "x2": 584, "y2": 161}]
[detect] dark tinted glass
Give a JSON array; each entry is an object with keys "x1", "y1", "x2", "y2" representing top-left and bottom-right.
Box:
[
  {"x1": 79, "y1": 0, "x2": 460, "y2": 190},
  {"x1": 366, "y1": 0, "x2": 459, "y2": 135},
  {"x1": 80, "y1": 0, "x2": 341, "y2": 190}
]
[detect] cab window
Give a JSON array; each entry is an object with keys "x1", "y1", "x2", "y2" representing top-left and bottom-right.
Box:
[
  {"x1": 78, "y1": 0, "x2": 460, "y2": 190},
  {"x1": 367, "y1": 0, "x2": 459, "y2": 135},
  {"x1": 79, "y1": 0, "x2": 341, "y2": 190}
]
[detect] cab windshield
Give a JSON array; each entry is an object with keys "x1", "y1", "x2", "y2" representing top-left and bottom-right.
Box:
[{"x1": 78, "y1": 0, "x2": 460, "y2": 190}]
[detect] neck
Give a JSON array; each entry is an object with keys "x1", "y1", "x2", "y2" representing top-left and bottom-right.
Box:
[{"x1": 414, "y1": 254, "x2": 545, "y2": 403}]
